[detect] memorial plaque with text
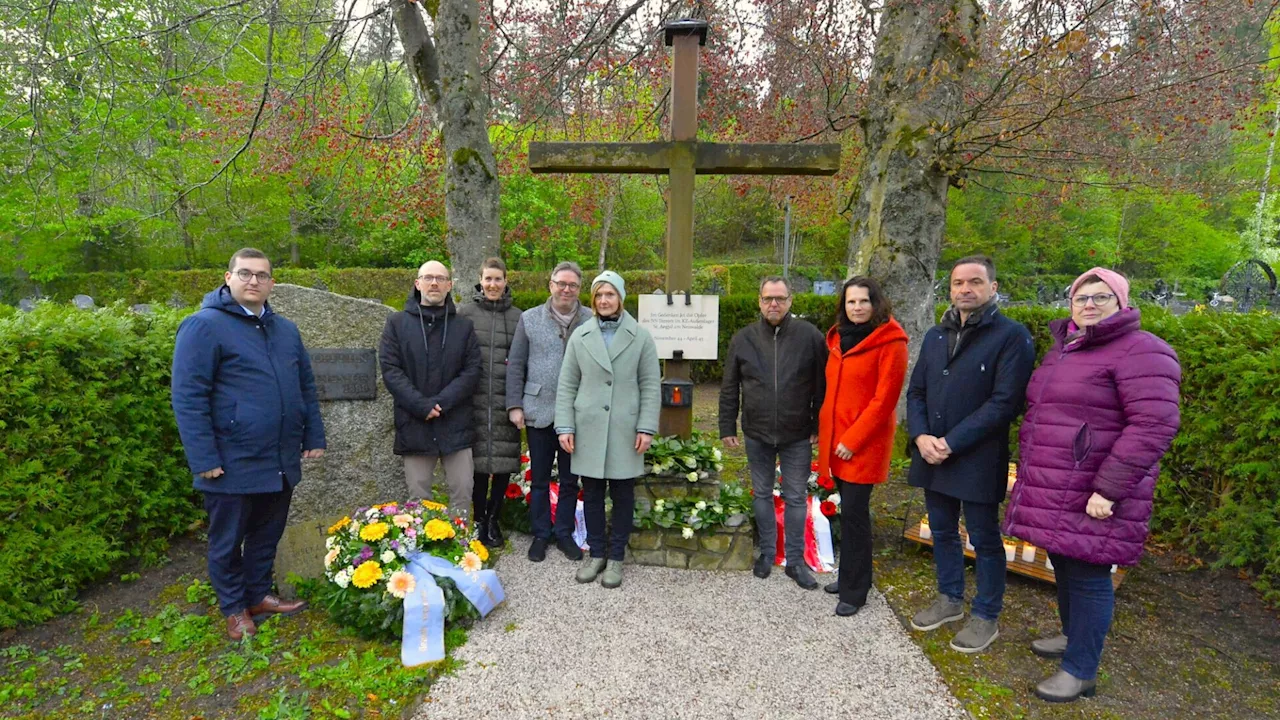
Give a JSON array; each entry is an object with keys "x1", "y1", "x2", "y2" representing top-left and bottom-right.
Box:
[
  {"x1": 309, "y1": 348, "x2": 378, "y2": 401},
  {"x1": 638, "y1": 295, "x2": 719, "y2": 360}
]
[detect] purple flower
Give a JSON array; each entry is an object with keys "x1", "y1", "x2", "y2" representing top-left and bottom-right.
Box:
[
  {"x1": 391, "y1": 540, "x2": 400, "y2": 549},
  {"x1": 359, "y1": 545, "x2": 374, "y2": 560}
]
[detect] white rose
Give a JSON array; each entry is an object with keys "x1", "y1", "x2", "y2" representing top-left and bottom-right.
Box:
[
  {"x1": 381, "y1": 550, "x2": 396, "y2": 564},
  {"x1": 365, "y1": 509, "x2": 380, "y2": 520},
  {"x1": 713, "y1": 504, "x2": 723, "y2": 514},
  {"x1": 695, "y1": 501, "x2": 707, "y2": 511},
  {"x1": 651, "y1": 464, "x2": 662, "y2": 474},
  {"x1": 682, "y1": 527, "x2": 694, "y2": 539},
  {"x1": 686, "y1": 472, "x2": 698, "y2": 483},
  {"x1": 682, "y1": 455, "x2": 698, "y2": 469},
  {"x1": 325, "y1": 536, "x2": 336, "y2": 549},
  {"x1": 655, "y1": 499, "x2": 665, "y2": 510},
  {"x1": 715, "y1": 463, "x2": 724, "y2": 471},
  {"x1": 713, "y1": 448, "x2": 722, "y2": 461},
  {"x1": 830, "y1": 493, "x2": 841, "y2": 506}
]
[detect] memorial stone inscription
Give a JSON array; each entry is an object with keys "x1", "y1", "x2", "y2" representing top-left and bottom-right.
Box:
[{"x1": 309, "y1": 348, "x2": 377, "y2": 401}]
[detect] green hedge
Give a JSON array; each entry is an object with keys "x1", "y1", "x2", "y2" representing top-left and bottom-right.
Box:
[
  {"x1": 0, "y1": 303, "x2": 201, "y2": 629},
  {"x1": 0, "y1": 264, "x2": 846, "y2": 308}
]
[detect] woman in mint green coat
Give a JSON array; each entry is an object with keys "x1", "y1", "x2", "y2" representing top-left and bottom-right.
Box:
[{"x1": 555, "y1": 271, "x2": 661, "y2": 588}]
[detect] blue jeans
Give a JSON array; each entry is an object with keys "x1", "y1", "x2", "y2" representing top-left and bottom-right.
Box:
[
  {"x1": 582, "y1": 477, "x2": 635, "y2": 561},
  {"x1": 526, "y1": 425, "x2": 579, "y2": 541},
  {"x1": 925, "y1": 490, "x2": 1005, "y2": 621},
  {"x1": 1050, "y1": 553, "x2": 1115, "y2": 681},
  {"x1": 745, "y1": 437, "x2": 811, "y2": 565}
]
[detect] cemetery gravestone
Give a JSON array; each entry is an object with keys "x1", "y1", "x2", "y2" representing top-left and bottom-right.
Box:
[
  {"x1": 265, "y1": 285, "x2": 406, "y2": 592},
  {"x1": 72, "y1": 294, "x2": 95, "y2": 310},
  {"x1": 18, "y1": 298, "x2": 35, "y2": 312}
]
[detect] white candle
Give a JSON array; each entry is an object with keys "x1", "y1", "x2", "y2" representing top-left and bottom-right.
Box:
[
  {"x1": 1111, "y1": 565, "x2": 1118, "y2": 574},
  {"x1": 1045, "y1": 556, "x2": 1054, "y2": 571},
  {"x1": 1021, "y1": 544, "x2": 1037, "y2": 563},
  {"x1": 918, "y1": 518, "x2": 931, "y2": 540},
  {"x1": 964, "y1": 533, "x2": 974, "y2": 552},
  {"x1": 1003, "y1": 541, "x2": 1016, "y2": 562}
]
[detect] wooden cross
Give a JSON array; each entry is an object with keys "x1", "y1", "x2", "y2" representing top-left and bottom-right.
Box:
[{"x1": 529, "y1": 19, "x2": 841, "y2": 437}]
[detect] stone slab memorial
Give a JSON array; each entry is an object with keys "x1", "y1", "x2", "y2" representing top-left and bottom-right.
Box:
[{"x1": 264, "y1": 284, "x2": 407, "y2": 593}]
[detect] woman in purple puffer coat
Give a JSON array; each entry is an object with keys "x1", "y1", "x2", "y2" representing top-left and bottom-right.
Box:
[{"x1": 1004, "y1": 267, "x2": 1180, "y2": 703}]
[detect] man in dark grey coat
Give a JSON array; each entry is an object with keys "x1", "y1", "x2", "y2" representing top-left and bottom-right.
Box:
[
  {"x1": 720, "y1": 276, "x2": 826, "y2": 590},
  {"x1": 906, "y1": 255, "x2": 1035, "y2": 654},
  {"x1": 379, "y1": 260, "x2": 482, "y2": 521},
  {"x1": 506, "y1": 261, "x2": 592, "y2": 562},
  {"x1": 457, "y1": 257, "x2": 523, "y2": 548}
]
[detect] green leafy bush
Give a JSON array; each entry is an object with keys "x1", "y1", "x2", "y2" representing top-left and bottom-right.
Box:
[{"x1": 0, "y1": 303, "x2": 200, "y2": 628}]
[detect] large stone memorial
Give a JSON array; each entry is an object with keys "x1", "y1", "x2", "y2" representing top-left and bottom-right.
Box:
[{"x1": 265, "y1": 284, "x2": 406, "y2": 591}]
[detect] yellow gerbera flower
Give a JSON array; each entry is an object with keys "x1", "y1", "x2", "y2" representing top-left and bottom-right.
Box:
[
  {"x1": 424, "y1": 518, "x2": 456, "y2": 541},
  {"x1": 469, "y1": 540, "x2": 489, "y2": 563},
  {"x1": 351, "y1": 561, "x2": 384, "y2": 589},
  {"x1": 420, "y1": 500, "x2": 448, "y2": 512},
  {"x1": 327, "y1": 516, "x2": 352, "y2": 535},
  {"x1": 359, "y1": 522, "x2": 389, "y2": 542}
]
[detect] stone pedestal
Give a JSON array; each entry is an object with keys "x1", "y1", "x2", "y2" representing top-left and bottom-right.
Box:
[
  {"x1": 635, "y1": 470, "x2": 720, "y2": 503},
  {"x1": 626, "y1": 520, "x2": 754, "y2": 571}
]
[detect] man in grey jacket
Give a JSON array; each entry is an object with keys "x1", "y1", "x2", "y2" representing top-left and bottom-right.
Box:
[
  {"x1": 506, "y1": 261, "x2": 593, "y2": 562},
  {"x1": 720, "y1": 276, "x2": 827, "y2": 589}
]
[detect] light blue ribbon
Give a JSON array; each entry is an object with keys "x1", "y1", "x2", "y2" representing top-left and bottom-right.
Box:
[{"x1": 401, "y1": 552, "x2": 505, "y2": 667}]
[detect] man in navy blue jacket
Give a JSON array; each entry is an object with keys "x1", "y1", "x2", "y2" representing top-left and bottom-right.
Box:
[
  {"x1": 906, "y1": 255, "x2": 1034, "y2": 654},
  {"x1": 172, "y1": 248, "x2": 326, "y2": 641}
]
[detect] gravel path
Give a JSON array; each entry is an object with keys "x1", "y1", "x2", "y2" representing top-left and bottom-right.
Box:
[{"x1": 417, "y1": 535, "x2": 968, "y2": 720}]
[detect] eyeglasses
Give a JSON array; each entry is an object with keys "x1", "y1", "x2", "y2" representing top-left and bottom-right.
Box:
[
  {"x1": 1071, "y1": 293, "x2": 1117, "y2": 307},
  {"x1": 552, "y1": 280, "x2": 581, "y2": 292},
  {"x1": 760, "y1": 296, "x2": 791, "y2": 306},
  {"x1": 234, "y1": 269, "x2": 273, "y2": 283},
  {"x1": 418, "y1": 274, "x2": 450, "y2": 284}
]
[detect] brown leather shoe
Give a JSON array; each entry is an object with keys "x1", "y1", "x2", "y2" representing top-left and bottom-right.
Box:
[
  {"x1": 247, "y1": 594, "x2": 308, "y2": 622},
  {"x1": 226, "y1": 611, "x2": 257, "y2": 641}
]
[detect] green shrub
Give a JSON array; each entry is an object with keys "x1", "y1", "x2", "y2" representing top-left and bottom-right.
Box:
[{"x1": 0, "y1": 303, "x2": 201, "y2": 628}]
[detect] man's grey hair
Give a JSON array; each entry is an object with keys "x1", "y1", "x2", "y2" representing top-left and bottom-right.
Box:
[
  {"x1": 550, "y1": 261, "x2": 583, "y2": 282},
  {"x1": 759, "y1": 275, "x2": 791, "y2": 295}
]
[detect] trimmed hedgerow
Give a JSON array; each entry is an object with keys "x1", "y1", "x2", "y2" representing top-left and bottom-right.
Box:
[{"x1": 0, "y1": 303, "x2": 201, "y2": 629}]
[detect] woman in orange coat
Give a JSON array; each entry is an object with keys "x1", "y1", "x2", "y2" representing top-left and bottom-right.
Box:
[{"x1": 818, "y1": 276, "x2": 909, "y2": 617}]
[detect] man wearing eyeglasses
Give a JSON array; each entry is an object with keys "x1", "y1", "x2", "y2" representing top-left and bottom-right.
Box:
[
  {"x1": 905, "y1": 255, "x2": 1035, "y2": 654},
  {"x1": 719, "y1": 276, "x2": 827, "y2": 589},
  {"x1": 379, "y1": 260, "x2": 482, "y2": 522},
  {"x1": 506, "y1": 261, "x2": 593, "y2": 562},
  {"x1": 172, "y1": 248, "x2": 326, "y2": 641}
]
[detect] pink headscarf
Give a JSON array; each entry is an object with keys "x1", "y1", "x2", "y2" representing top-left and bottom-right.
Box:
[{"x1": 1069, "y1": 267, "x2": 1130, "y2": 309}]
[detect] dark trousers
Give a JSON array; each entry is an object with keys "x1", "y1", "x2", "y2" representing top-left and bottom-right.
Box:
[
  {"x1": 925, "y1": 489, "x2": 1005, "y2": 621},
  {"x1": 526, "y1": 425, "x2": 579, "y2": 541},
  {"x1": 581, "y1": 477, "x2": 635, "y2": 561},
  {"x1": 836, "y1": 480, "x2": 874, "y2": 607},
  {"x1": 203, "y1": 478, "x2": 292, "y2": 617},
  {"x1": 472, "y1": 472, "x2": 509, "y2": 517},
  {"x1": 1050, "y1": 553, "x2": 1115, "y2": 681}
]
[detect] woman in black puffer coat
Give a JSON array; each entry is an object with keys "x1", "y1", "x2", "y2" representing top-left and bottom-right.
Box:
[{"x1": 457, "y1": 258, "x2": 523, "y2": 547}]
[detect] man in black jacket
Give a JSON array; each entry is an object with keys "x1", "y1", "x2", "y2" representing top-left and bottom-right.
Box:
[
  {"x1": 379, "y1": 260, "x2": 483, "y2": 520},
  {"x1": 906, "y1": 255, "x2": 1035, "y2": 654},
  {"x1": 720, "y1": 276, "x2": 826, "y2": 589}
]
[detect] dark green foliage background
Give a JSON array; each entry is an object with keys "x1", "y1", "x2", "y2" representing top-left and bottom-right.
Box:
[{"x1": 0, "y1": 304, "x2": 201, "y2": 629}]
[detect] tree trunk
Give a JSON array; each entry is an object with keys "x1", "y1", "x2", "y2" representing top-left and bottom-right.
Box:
[
  {"x1": 848, "y1": 0, "x2": 982, "y2": 371},
  {"x1": 392, "y1": 0, "x2": 499, "y2": 299},
  {"x1": 598, "y1": 178, "x2": 619, "y2": 271}
]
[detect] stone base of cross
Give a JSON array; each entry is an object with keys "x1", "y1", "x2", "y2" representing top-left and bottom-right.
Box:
[{"x1": 529, "y1": 19, "x2": 840, "y2": 438}]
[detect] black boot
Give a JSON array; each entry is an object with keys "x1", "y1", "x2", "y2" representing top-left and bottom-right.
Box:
[
  {"x1": 483, "y1": 473, "x2": 507, "y2": 548},
  {"x1": 472, "y1": 473, "x2": 491, "y2": 544}
]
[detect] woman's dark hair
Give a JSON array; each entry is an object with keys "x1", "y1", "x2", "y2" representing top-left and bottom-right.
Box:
[{"x1": 837, "y1": 276, "x2": 892, "y2": 327}]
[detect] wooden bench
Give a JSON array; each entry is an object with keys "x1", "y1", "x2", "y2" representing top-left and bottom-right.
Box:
[{"x1": 902, "y1": 523, "x2": 1127, "y2": 590}]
